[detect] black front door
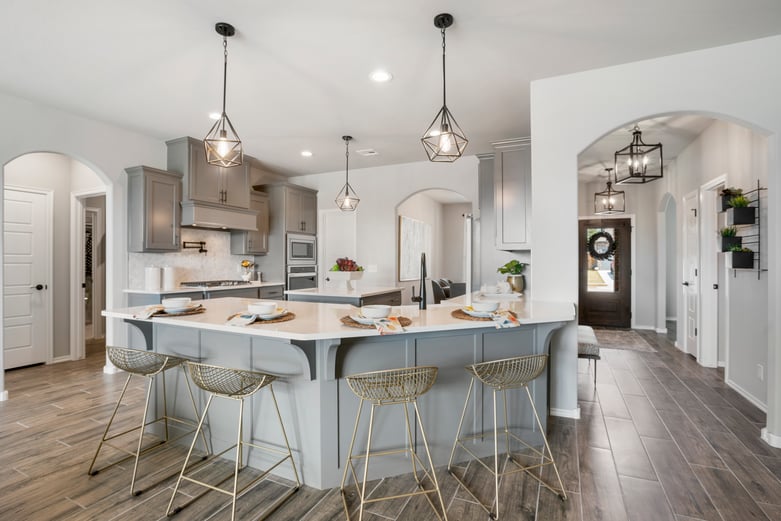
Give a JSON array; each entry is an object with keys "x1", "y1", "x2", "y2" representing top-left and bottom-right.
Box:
[{"x1": 578, "y1": 219, "x2": 632, "y2": 328}]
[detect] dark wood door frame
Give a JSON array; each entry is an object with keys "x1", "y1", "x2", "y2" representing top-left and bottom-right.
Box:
[{"x1": 579, "y1": 218, "x2": 632, "y2": 328}]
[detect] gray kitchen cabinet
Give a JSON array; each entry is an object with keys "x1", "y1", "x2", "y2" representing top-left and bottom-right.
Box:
[
  {"x1": 493, "y1": 139, "x2": 531, "y2": 250},
  {"x1": 230, "y1": 191, "x2": 269, "y2": 254},
  {"x1": 166, "y1": 136, "x2": 250, "y2": 209},
  {"x1": 259, "y1": 285, "x2": 284, "y2": 299},
  {"x1": 127, "y1": 290, "x2": 203, "y2": 308},
  {"x1": 283, "y1": 185, "x2": 318, "y2": 234},
  {"x1": 126, "y1": 166, "x2": 182, "y2": 252},
  {"x1": 204, "y1": 287, "x2": 259, "y2": 299}
]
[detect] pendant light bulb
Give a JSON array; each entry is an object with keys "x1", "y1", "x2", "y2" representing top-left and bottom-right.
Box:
[{"x1": 336, "y1": 135, "x2": 360, "y2": 211}]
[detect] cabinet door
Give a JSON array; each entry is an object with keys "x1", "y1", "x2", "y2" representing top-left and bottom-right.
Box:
[
  {"x1": 301, "y1": 190, "x2": 317, "y2": 234},
  {"x1": 259, "y1": 285, "x2": 284, "y2": 299},
  {"x1": 495, "y1": 146, "x2": 531, "y2": 249},
  {"x1": 145, "y1": 171, "x2": 180, "y2": 251},
  {"x1": 223, "y1": 163, "x2": 250, "y2": 209},
  {"x1": 247, "y1": 194, "x2": 269, "y2": 254},
  {"x1": 285, "y1": 188, "x2": 303, "y2": 233},
  {"x1": 189, "y1": 143, "x2": 222, "y2": 205}
]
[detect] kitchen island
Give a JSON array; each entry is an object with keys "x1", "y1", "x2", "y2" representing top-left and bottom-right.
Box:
[
  {"x1": 285, "y1": 285, "x2": 402, "y2": 306},
  {"x1": 104, "y1": 297, "x2": 574, "y2": 489}
]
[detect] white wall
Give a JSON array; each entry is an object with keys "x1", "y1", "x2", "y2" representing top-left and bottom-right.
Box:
[
  {"x1": 530, "y1": 35, "x2": 781, "y2": 441},
  {"x1": 441, "y1": 203, "x2": 472, "y2": 281},
  {"x1": 397, "y1": 193, "x2": 441, "y2": 305}
]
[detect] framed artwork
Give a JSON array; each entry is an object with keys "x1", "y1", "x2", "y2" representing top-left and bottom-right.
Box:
[{"x1": 398, "y1": 215, "x2": 431, "y2": 281}]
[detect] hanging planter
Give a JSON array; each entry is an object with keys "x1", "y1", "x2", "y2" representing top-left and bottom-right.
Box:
[
  {"x1": 721, "y1": 236, "x2": 742, "y2": 252},
  {"x1": 719, "y1": 187, "x2": 743, "y2": 211},
  {"x1": 729, "y1": 249, "x2": 754, "y2": 269}
]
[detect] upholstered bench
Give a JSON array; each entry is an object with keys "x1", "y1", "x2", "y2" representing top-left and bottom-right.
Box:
[{"x1": 578, "y1": 325, "x2": 601, "y2": 385}]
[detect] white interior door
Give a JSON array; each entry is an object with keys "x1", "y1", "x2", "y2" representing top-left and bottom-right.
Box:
[
  {"x1": 3, "y1": 188, "x2": 50, "y2": 368},
  {"x1": 320, "y1": 209, "x2": 356, "y2": 288},
  {"x1": 682, "y1": 191, "x2": 700, "y2": 357}
]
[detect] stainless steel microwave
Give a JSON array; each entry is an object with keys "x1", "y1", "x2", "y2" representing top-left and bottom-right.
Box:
[{"x1": 287, "y1": 233, "x2": 316, "y2": 265}]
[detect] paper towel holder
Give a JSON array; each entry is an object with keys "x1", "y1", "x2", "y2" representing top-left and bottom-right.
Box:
[{"x1": 183, "y1": 241, "x2": 208, "y2": 254}]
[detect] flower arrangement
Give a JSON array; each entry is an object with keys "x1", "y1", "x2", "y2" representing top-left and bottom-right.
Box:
[{"x1": 240, "y1": 259, "x2": 255, "y2": 281}]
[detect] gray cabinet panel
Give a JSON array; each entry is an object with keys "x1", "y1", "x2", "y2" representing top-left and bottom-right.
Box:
[
  {"x1": 126, "y1": 166, "x2": 182, "y2": 252},
  {"x1": 259, "y1": 285, "x2": 284, "y2": 299},
  {"x1": 205, "y1": 287, "x2": 260, "y2": 299},
  {"x1": 360, "y1": 291, "x2": 402, "y2": 306},
  {"x1": 301, "y1": 190, "x2": 317, "y2": 234},
  {"x1": 494, "y1": 142, "x2": 531, "y2": 250},
  {"x1": 231, "y1": 191, "x2": 269, "y2": 254},
  {"x1": 278, "y1": 184, "x2": 317, "y2": 234}
]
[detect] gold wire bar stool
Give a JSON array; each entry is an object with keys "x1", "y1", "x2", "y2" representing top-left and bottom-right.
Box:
[
  {"x1": 448, "y1": 354, "x2": 566, "y2": 520},
  {"x1": 87, "y1": 346, "x2": 208, "y2": 496},
  {"x1": 167, "y1": 362, "x2": 300, "y2": 521},
  {"x1": 341, "y1": 366, "x2": 448, "y2": 521}
]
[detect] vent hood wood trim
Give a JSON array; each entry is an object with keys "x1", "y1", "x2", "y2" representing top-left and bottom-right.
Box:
[{"x1": 180, "y1": 201, "x2": 257, "y2": 231}]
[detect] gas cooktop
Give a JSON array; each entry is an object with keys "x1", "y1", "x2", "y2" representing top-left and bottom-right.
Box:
[{"x1": 179, "y1": 280, "x2": 251, "y2": 288}]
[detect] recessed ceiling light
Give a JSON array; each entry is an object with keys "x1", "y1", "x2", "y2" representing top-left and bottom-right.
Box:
[
  {"x1": 208, "y1": 112, "x2": 221, "y2": 120},
  {"x1": 370, "y1": 70, "x2": 393, "y2": 83},
  {"x1": 300, "y1": 150, "x2": 313, "y2": 157},
  {"x1": 356, "y1": 149, "x2": 378, "y2": 156}
]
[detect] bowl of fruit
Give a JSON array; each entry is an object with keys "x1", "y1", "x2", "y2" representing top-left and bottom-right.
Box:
[{"x1": 328, "y1": 257, "x2": 364, "y2": 289}]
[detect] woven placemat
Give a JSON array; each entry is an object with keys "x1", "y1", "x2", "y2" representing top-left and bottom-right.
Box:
[
  {"x1": 153, "y1": 306, "x2": 206, "y2": 318},
  {"x1": 340, "y1": 316, "x2": 412, "y2": 329},
  {"x1": 252, "y1": 312, "x2": 296, "y2": 325},
  {"x1": 450, "y1": 309, "x2": 517, "y2": 321}
]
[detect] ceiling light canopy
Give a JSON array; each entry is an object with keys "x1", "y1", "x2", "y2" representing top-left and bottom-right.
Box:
[
  {"x1": 421, "y1": 13, "x2": 468, "y2": 162},
  {"x1": 370, "y1": 70, "x2": 393, "y2": 83},
  {"x1": 614, "y1": 125, "x2": 662, "y2": 184},
  {"x1": 204, "y1": 22, "x2": 243, "y2": 168},
  {"x1": 335, "y1": 136, "x2": 360, "y2": 212},
  {"x1": 594, "y1": 168, "x2": 626, "y2": 215},
  {"x1": 300, "y1": 150, "x2": 313, "y2": 157}
]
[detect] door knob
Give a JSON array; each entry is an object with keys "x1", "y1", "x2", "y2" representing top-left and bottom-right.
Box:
[
  {"x1": 682, "y1": 282, "x2": 690, "y2": 286},
  {"x1": 31, "y1": 284, "x2": 45, "y2": 290}
]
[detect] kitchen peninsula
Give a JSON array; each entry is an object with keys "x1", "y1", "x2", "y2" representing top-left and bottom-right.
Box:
[
  {"x1": 285, "y1": 286, "x2": 402, "y2": 306},
  {"x1": 104, "y1": 296, "x2": 574, "y2": 489}
]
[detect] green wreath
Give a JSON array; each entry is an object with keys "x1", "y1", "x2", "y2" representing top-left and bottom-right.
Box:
[{"x1": 587, "y1": 231, "x2": 616, "y2": 260}]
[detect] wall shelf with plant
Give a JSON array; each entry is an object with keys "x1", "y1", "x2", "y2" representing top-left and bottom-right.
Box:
[{"x1": 719, "y1": 180, "x2": 766, "y2": 278}]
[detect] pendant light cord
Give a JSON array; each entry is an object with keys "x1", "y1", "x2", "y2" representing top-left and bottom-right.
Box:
[
  {"x1": 344, "y1": 139, "x2": 350, "y2": 194},
  {"x1": 221, "y1": 37, "x2": 228, "y2": 127},
  {"x1": 441, "y1": 27, "x2": 447, "y2": 108}
]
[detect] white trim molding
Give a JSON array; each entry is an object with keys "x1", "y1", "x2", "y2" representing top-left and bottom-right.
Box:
[
  {"x1": 550, "y1": 407, "x2": 580, "y2": 419},
  {"x1": 761, "y1": 428, "x2": 781, "y2": 448},
  {"x1": 726, "y1": 378, "x2": 768, "y2": 412},
  {"x1": 0, "y1": 390, "x2": 8, "y2": 401}
]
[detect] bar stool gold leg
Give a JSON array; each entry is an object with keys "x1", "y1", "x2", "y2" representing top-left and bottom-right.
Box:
[
  {"x1": 340, "y1": 398, "x2": 364, "y2": 518},
  {"x1": 525, "y1": 387, "x2": 567, "y2": 499},
  {"x1": 413, "y1": 401, "x2": 449, "y2": 520},
  {"x1": 87, "y1": 372, "x2": 134, "y2": 476}
]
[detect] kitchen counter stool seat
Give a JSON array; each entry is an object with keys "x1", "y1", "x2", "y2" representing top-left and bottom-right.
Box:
[
  {"x1": 448, "y1": 354, "x2": 566, "y2": 520},
  {"x1": 577, "y1": 325, "x2": 601, "y2": 385},
  {"x1": 341, "y1": 366, "x2": 448, "y2": 521},
  {"x1": 167, "y1": 363, "x2": 300, "y2": 521},
  {"x1": 87, "y1": 346, "x2": 207, "y2": 496}
]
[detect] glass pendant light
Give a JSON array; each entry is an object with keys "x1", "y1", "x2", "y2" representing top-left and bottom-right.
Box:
[
  {"x1": 335, "y1": 136, "x2": 360, "y2": 211},
  {"x1": 614, "y1": 125, "x2": 663, "y2": 184},
  {"x1": 204, "y1": 22, "x2": 243, "y2": 168},
  {"x1": 421, "y1": 13, "x2": 468, "y2": 162},
  {"x1": 594, "y1": 168, "x2": 626, "y2": 215}
]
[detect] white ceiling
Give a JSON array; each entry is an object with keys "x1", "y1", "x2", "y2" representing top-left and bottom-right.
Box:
[{"x1": 2, "y1": 1, "x2": 781, "y2": 176}]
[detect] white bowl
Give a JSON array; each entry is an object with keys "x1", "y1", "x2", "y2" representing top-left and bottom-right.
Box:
[
  {"x1": 360, "y1": 305, "x2": 391, "y2": 319},
  {"x1": 248, "y1": 301, "x2": 278, "y2": 315},
  {"x1": 471, "y1": 300, "x2": 499, "y2": 312},
  {"x1": 162, "y1": 297, "x2": 191, "y2": 309}
]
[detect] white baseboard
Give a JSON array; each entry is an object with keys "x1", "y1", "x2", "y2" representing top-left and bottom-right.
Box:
[
  {"x1": 633, "y1": 325, "x2": 655, "y2": 331},
  {"x1": 550, "y1": 407, "x2": 580, "y2": 419},
  {"x1": 103, "y1": 364, "x2": 121, "y2": 375},
  {"x1": 49, "y1": 355, "x2": 73, "y2": 364},
  {"x1": 718, "y1": 361, "x2": 726, "y2": 368},
  {"x1": 654, "y1": 327, "x2": 668, "y2": 334},
  {"x1": 725, "y1": 378, "x2": 768, "y2": 412},
  {"x1": 761, "y1": 428, "x2": 781, "y2": 449},
  {"x1": 0, "y1": 390, "x2": 8, "y2": 402},
  {"x1": 666, "y1": 317, "x2": 677, "y2": 323}
]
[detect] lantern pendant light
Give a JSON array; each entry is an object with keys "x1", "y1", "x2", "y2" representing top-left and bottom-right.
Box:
[
  {"x1": 594, "y1": 168, "x2": 626, "y2": 215},
  {"x1": 335, "y1": 136, "x2": 360, "y2": 211},
  {"x1": 204, "y1": 22, "x2": 243, "y2": 168},
  {"x1": 614, "y1": 125, "x2": 663, "y2": 184},
  {"x1": 421, "y1": 13, "x2": 468, "y2": 162}
]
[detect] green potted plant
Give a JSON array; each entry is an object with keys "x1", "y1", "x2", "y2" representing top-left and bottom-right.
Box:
[
  {"x1": 729, "y1": 245, "x2": 754, "y2": 269},
  {"x1": 727, "y1": 194, "x2": 756, "y2": 225},
  {"x1": 719, "y1": 226, "x2": 741, "y2": 251},
  {"x1": 720, "y1": 187, "x2": 743, "y2": 211},
  {"x1": 497, "y1": 260, "x2": 526, "y2": 293}
]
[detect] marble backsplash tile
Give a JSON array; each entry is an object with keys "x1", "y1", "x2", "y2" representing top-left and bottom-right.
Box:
[{"x1": 128, "y1": 228, "x2": 269, "y2": 289}]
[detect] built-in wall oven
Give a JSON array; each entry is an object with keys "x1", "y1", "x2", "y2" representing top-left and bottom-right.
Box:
[
  {"x1": 287, "y1": 265, "x2": 317, "y2": 291},
  {"x1": 287, "y1": 233, "x2": 316, "y2": 265}
]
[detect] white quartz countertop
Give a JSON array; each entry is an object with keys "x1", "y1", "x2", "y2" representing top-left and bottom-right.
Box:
[
  {"x1": 284, "y1": 286, "x2": 401, "y2": 298},
  {"x1": 103, "y1": 296, "x2": 575, "y2": 342},
  {"x1": 124, "y1": 281, "x2": 284, "y2": 295}
]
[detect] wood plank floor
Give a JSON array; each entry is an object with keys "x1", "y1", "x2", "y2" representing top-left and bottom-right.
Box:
[{"x1": 1, "y1": 330, "x2": 780, "y2": 520}]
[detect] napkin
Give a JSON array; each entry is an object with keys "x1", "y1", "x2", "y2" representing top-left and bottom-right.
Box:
[
  {"x1": 226, "y1": 313, "x2": 258, "y2": 326},
  {"x1": 374, "y1": 316, "x2": 405, "y2": 335},
  {"x1": 491, "y1": 310, "x2": 519, "y2": 329},
  {"x1": 135, "y1": 305, "x2": 163, "y2": 319}
]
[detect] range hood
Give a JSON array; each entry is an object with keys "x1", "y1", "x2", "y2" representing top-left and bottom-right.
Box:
[{"x1": 180, "y1": 201, "x2": 257, "y2": 231}]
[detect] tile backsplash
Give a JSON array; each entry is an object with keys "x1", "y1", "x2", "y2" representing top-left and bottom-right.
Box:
[{"x1": 128, "y1": 228, "x2": 268, "y2": 289}]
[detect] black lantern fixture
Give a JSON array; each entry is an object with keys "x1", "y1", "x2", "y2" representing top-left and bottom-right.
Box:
[
  {"x1": 421, "y1": 13, "x2": 468, "y2": 162},
  {"x1": 204, "y1": 22, "x2": 243, "y2": 168},
  {"x1": 614, "y1": 125, "x2": 663, "y2": 184},
  {"x1": 594, "y1": 168, "x2": 626, "y2": 215},
  {"x1": 335, "y1": 136, "x2": 360, "y2": 211}
]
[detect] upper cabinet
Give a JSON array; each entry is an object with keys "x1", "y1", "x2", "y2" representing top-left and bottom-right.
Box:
[
  {"x1": 283, "y1": 185, "x2": 318, "y2": 234},
  {"x1": 166, "y1": 136, "x2": 250, "y2": 209},
  {"x1": 493, "y1": 139, "x2": 531, "y2": 250},
  {"x1": 126, "y1": 166, "x2": 182, "y2": 252},
  {"x1": 230, "y1": 191, "x2": 269, "y2": 255}
]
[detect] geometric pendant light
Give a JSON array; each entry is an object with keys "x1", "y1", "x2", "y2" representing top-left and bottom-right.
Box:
[
  {"x1": 204, "y1": 22, "x2": 243, "y2": 168},
  {"x1": 335, "y1": 136, "x2": 360, "y2": 211},
  {"x1": 614, "y1": 125, "x2": 663, "y2": 184},
  {"x1": 421, "y1": 13, "x2": 468, "y2": 162},
  {"x1": 594, "y1": 168, "x2": 626, "y2": 215}
]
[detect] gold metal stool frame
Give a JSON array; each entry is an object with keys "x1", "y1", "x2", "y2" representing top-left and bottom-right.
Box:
[
  {"x1": 448, "y1": 354, "x2": 566, "y2": 520},
  {"x1": 167, "y1": 362, "x2": 300, "y2": 521},
  {"x1": 341, "y1": 366, "x2": 448, "y2": 521},
  {"x1": 87, "y1": 346, "x2": 208, "y2": 496}
]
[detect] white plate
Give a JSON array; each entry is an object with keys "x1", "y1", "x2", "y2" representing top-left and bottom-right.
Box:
[
  {"x1": 162, "y1": 304, "x2": 200, "y2": 314},
  {"x1": 461, "y1": 307, "x2": 495, "y2": 318},
  {"x1": 254, "y1": 308, "x2": 288, "y2": 320},
  {"x1": 349, "y1": 314, "x2": 376, "y2": 325}
]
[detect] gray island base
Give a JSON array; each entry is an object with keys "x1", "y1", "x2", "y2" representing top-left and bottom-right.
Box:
[{"x1": 104, "y1": 297, "x2": 574, "y2": 489}]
